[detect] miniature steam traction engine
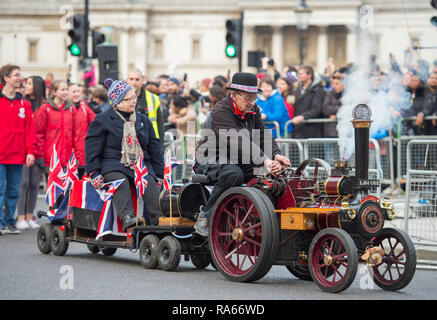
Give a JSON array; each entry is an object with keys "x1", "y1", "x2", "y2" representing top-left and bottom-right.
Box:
[
  {"x1": 36, "y1": 103, "x2": 416, "y2": 293},
  {"x1": 207, "y1": 104, "x2": 416, "y2": 293}
]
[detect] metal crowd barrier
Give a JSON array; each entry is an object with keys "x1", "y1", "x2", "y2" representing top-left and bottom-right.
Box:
[
  {"x1": 396, "y1": 135, "x2": 437, "y2": 184},
  {"x1": 161, "y1": 116, "x2": 437, "y2": 189},
  {"x1": 403, "y1": 140, "x2": 437, "y2": 265}
]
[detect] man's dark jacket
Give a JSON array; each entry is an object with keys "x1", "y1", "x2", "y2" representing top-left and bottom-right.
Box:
[
  {"x1": 195, "y1": 95, "x2": 281, "y2": 166},
  {"x1": 85, "y1": 107, "x2": 164, "y2": 180},
  {"x1": 292, "y1": 80, "x2": 326, "y2": 138}
]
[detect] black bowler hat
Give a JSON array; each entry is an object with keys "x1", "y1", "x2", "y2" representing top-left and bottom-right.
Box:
[{"x1": 226, "y1": 72, "x2": 263, "y2": 94}]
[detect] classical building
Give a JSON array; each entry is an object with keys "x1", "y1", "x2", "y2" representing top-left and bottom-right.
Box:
[{"x1": 0, "y1": 0, "x2": 435, "y2": 84}]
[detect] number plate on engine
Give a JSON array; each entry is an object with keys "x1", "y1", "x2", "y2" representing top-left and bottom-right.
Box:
[{"x1": 358, "y1": 179, "x2": 380, "y2": 187}]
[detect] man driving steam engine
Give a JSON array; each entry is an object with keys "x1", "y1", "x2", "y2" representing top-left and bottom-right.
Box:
[{"x1": 193, "y1": 72, "x2": 291, "y2": 237}]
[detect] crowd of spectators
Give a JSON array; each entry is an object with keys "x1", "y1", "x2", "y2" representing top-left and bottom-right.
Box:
[{"x1": 1, "y1": 51, "x2": 436, "y2": 234}]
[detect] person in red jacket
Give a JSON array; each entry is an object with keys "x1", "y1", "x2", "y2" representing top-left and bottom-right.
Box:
[
  {"x1": 68, "y1": 83, "x2": 95, "y2": 178},
  {"x1": 34, "y1": 80, "x2": 78, "y2": 181},
  {"x1": 0, "y1": 64, "x2": 36, "y2": 235},
  {"x1": 16, "y1": 75, "x2": 46, "y2": 231}
]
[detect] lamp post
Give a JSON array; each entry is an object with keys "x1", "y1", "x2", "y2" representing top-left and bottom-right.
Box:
[{"x1": 294, "y1": 0, "x2": 312, "y2": 65}]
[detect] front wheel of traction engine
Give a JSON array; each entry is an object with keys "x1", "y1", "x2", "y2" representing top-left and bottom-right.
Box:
[
  {"x1": 370, "y1": 228, "x2": 416, "y2": 291},
  {"x1": 309, "y1": 228, "x2": 358, "y2": 293},
  {"x1": 50, "y1": 226, "x2": 69, "y2": 256},
  {"x1": 209, "y1": 187, "x2": 276, "y2": 283}
]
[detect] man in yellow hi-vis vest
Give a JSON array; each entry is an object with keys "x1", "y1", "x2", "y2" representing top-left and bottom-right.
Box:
[{"x1": 127, "y1": 69, "x2": 165, "y2": 147}]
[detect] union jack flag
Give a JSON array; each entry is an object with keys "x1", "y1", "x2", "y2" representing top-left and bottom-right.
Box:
[
  {"x1": 63, "y1": 152, "x2": 79, "y2": 194},
  {"x1": 134, "y1": 153, "x2": 148, "y2": 197},
  {"x1": 102, "y1": 179, "x2": 124, "y2": 202},
  {"x1": 46, "y1": 145, "x2": 66, "y2": 207},
  {"x1": 163, "y1": 150, "x2": 183, "y2": 191},
  {"x1": 96, "y1": 178, "x2": 125, "y2": 240}
]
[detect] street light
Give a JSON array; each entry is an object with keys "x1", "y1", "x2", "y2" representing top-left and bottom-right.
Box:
[{"x1": 294, "y1": 0, "x2": 312, "y2": 65}]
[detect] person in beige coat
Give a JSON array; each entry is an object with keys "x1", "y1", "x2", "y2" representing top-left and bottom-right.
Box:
[{"x1": 168, "y1": 94, "x2": 197, "y2": 158}]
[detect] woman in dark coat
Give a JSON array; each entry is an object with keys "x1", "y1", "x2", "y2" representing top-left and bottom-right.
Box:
[{"x1": 85, "y1": 79, "x2": 164, "y2": 230}]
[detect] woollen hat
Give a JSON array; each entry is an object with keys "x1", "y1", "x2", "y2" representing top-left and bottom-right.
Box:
[
  {"x1": 226, "y1": 72, "x2": 262, "y2": 94},
  {"x1": 168, "y1": 77, "x2": 180, "y2": 86},
  {"x1": 104, "y1": 78, "x2": 133, "y2": 106}
]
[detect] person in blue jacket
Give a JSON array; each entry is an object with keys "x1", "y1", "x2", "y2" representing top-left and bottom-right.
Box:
[
  {"x1": 257, "y1": 77, "x2": 291, "y2": 138},
  {"x1": 85, "y1": 78, "x2": 164, "y2": 230}
]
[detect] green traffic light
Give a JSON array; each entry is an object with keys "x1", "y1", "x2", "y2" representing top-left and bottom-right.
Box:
[
  {"x1": 225, "y1": 44, "x2": 236, "y2": 58},
  {"x1": 70, "y1": 43, "x2": 81, "y2": 56}
]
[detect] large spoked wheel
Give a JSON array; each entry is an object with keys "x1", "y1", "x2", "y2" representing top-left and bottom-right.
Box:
[
  {"x1": 249, "y1": 187, "x2": 280, "y2": 281},
  {"x1": 370, "y1": 228, "x2": 416, "y2": 291},
  {"x1": 50, "y1": 226, "x2": 69, "y2": 256},
  {"x1": 209, "y1": 187, "x2": 275, "y2": 283},
  {"x1": 139, "y1": 234, "x2": 160, "y2": 269},
  {"x1": 309, "y1": 228, "x2": 358, "y2": 293},
  {"x1": 37, "y1": 224, "x2": 52, "y2": 254}
]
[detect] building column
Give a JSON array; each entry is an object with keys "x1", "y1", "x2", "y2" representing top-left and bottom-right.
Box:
[
  {"x1": 346, "y1": 25, "x2": 357, "y2": 64},
  {"x1": 243, "y1": 25, "x2": 256, "y2": 72},
  {"x1": 134, "y1": 28, "x2": 147, "y2": 76},
  {"x1": 316, "y1": 26, "x2": 328, "y2": 74},
  {"x1": 271, "y1": 26, "x2": 283, "y2": 72},
  {"x1": 119, "y1": 27, "x2": 129, "y2": 80}
]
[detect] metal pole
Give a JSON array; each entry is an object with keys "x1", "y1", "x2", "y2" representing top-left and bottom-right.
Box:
[
  {"x1": 299, "y1": 29, "x2": 304, "y2": 65},
  {"x1": 84, "y1": 0, "x2": 90, "y2": 96},
  {"x1": 239, "y1": 11, "x2": 244, "y2": 72}
]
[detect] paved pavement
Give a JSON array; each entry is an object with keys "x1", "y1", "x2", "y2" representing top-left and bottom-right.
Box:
[{"x1": 1, "y1": 216, "x2": 437, "y2": 301}]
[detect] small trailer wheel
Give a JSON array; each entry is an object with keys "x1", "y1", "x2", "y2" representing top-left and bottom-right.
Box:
[
  {"x1": 158, "y1": 236, "x2": 181, "y2": 271},
  {"x1": 139, "y1": 234, "x2": 160, "y2": 269},
  {"x1": 286, "y1": 265, "x2": 313, "y2": 281},
  {"x1": 87, "y1": 244, "x2": 100, "y2": 254},
  {"x1": 50, "y1": 226, "x2": 69, "y2": 256},
  {"x1": 191, "y1": 253, "x2": 211, "y2": 269},
  {"x1": 101, "y1": 247, "x2": 117, "y2": 256},
  {"x1": 37, "y1": 224, "x2": 52, "y2": 254}
]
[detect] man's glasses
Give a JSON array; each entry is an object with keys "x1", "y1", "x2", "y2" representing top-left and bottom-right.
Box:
[
  {"x1": 235, "y1": 91, "x2": 258, "y2": 103},
  {"x1": 9, "y1": 73, "x2": 22, "y2": 79}
]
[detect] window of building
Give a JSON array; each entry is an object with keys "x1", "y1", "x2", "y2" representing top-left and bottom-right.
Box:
[
  {"x1": 28, "y1": 39, "x2": 38, "y2": 63},
  {"x1": 192, "y1": 37, "x2": 200, "y2": 60},
  {"x1": 154, "y1": 38, "x2": 163, "y2": 59}
]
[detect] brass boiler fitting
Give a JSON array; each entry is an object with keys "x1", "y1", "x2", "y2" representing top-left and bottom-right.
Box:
[
  {"x1": 341, "y1": 201, "x2": 356, "y2": 220},
  {"x1": 381, "y1": 198, "x2": 396, "y2": 220}
]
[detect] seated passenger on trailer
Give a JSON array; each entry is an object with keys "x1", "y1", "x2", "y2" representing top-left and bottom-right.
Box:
[
  {"x1": 193, "y1": 72, "x2": 291, "y2": 237},
  {"x1": 85, "y1": 78, "x2": 164, "y2": 231}
]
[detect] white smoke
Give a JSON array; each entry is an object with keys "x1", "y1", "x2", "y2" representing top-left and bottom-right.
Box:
[{"x1": 337, "y1": 31, "x2": 412, "y2": 161}]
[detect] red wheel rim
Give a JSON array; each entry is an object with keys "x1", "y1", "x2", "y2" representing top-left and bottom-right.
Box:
[
  {"x1": 211, "y1": 194, "x2": 263, "y2": 277},
  {"x1": 311, "y1": 234, "x2": 350, "y2": 288},
  {"x1": 372, "y1": 234, "x2": 407, "y2": 286}
]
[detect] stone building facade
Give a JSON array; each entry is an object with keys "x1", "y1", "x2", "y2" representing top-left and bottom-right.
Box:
[{"x1": 0, "y1": 0, "x2": 435, "y2": 83}]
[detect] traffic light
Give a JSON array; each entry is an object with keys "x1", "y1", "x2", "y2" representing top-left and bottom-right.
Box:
[
  {"x1": 432, "y1": 0, "x2": 437, "y2": 27},
  {"x1": 67, "y1": 14, "x2": 86, "y2": 57},
  {"x1": 225, "y1": 19, "x2": 242, "y2": 58},
  {"x1": 91, "y1": 30, "x2": 105, "y2": 58},
  {"x1": 96, "y1": 45, "x2": 118, "y2": 84}
]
